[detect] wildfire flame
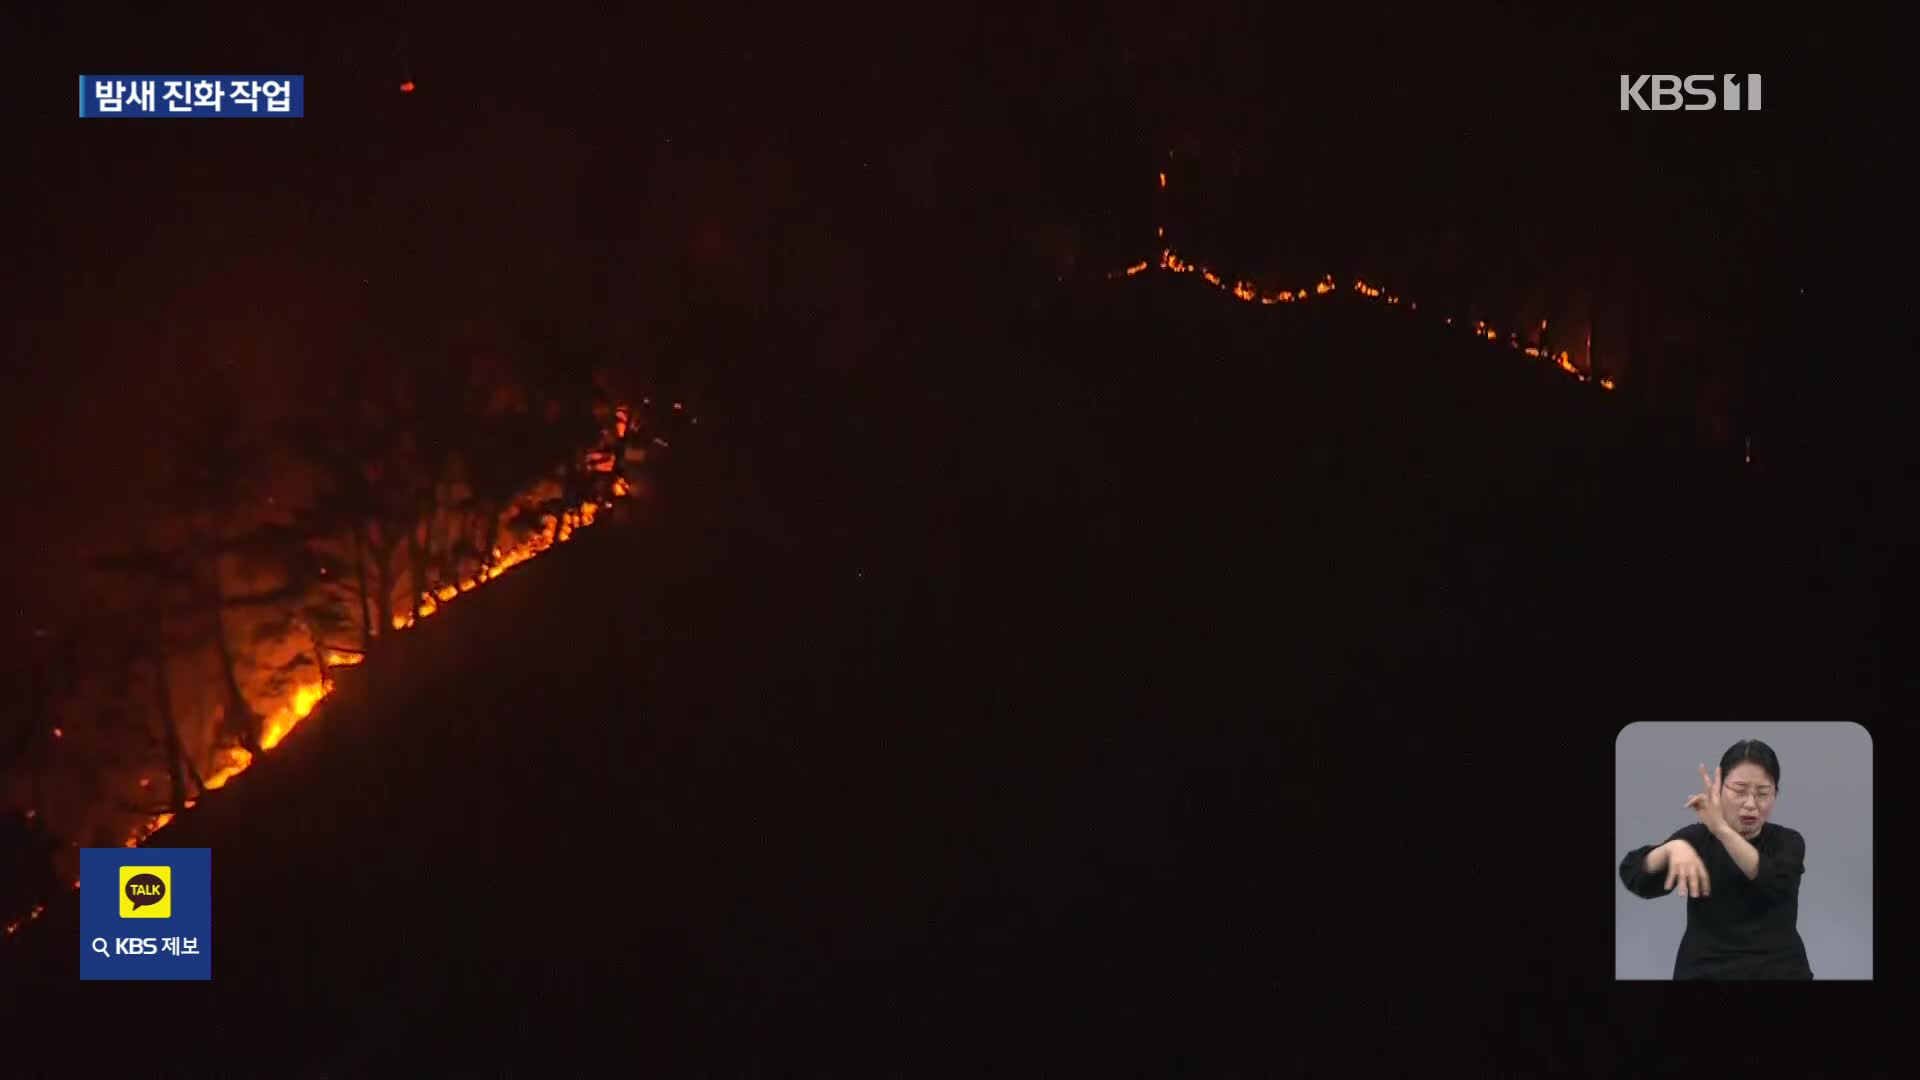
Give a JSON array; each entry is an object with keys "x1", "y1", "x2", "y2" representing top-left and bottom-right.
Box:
[
  {"x1": 86, "y1": 425, "x2": 648, "y2": 857},
  {"x1": 2, "y1": 905, "x2": 43, "y2": 937},
  {"x1": 1113, "y1": 226, "x2": 1613, "y2": 392}
]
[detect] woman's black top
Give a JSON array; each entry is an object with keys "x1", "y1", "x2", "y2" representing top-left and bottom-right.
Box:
[{"x1": 1619, "y1": 821, "x2": 1813, "y2": 980}]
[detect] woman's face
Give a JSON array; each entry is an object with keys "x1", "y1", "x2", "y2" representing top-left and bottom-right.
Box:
[{"x1": 1721, "y1": 762, "x2": 1776, "y2": 838}]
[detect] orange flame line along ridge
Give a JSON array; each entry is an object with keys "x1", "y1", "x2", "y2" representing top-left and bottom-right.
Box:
[{"x1": 1137, "y1": 164, "x2": 1610, "y2": 391}]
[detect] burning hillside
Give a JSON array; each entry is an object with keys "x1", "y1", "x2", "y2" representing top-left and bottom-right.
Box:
[{"x1": 2, "y1": 395, "x2": 688, "y2": 942}]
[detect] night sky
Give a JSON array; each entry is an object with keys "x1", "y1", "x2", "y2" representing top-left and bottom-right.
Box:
[{"x1": 1, "y1": 5, "x2": 1905, "y2": 626}]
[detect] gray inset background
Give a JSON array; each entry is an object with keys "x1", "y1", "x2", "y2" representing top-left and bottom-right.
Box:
[{"x1": 1614, "y1": 721, "x2": 1872, "y2": 980}]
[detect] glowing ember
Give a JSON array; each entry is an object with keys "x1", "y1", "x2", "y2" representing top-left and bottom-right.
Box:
[
  {"x1": 1122, "y1": 260, "x2": 1149, "y2": 277},
  {"x1": 51, "y1": 728, "x2": 63, "y2": 739},
  {"x1": 1600, "y1": 377, "x2": 1616, "y2": 391}
]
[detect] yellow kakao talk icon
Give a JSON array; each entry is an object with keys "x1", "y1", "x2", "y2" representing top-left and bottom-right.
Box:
[{"x1": 119, "y1": 865, "x2": 172, "y2": 918}]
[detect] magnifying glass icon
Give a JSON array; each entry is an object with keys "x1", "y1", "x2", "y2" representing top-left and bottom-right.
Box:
[{"x1": 91, "y1": 937, "x2": 111, "y2": 958}]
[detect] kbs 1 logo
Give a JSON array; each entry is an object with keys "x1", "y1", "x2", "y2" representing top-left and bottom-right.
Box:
[{"x1": 1620, "y1": 74, "x2": 1763, "y2": 111}]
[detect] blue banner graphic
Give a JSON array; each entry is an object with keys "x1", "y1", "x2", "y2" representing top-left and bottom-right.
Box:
[
  {"x1": 78, "y1": 76, "x2": 304, "y2": 118},
  {"x1": 79, "y1": 847, "x2": 213, "y2": 980}
]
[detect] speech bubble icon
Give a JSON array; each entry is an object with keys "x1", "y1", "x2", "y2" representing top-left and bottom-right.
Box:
[{"x1": 124, "y1": 872, "x2": 166, "y2": 911}]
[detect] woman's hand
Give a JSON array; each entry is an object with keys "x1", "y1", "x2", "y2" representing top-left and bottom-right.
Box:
[
  {"x1": 1663, "y1": 838, "x2": 1710, "y2": 899},
  {"x1": 1684, "y1": 763, "x2": 1726, "y2": 834}
]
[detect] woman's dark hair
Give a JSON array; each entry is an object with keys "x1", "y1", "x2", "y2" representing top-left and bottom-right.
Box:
[{"x1": 1720, "y1": 738, "x2": 1781, "y2": 789}]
